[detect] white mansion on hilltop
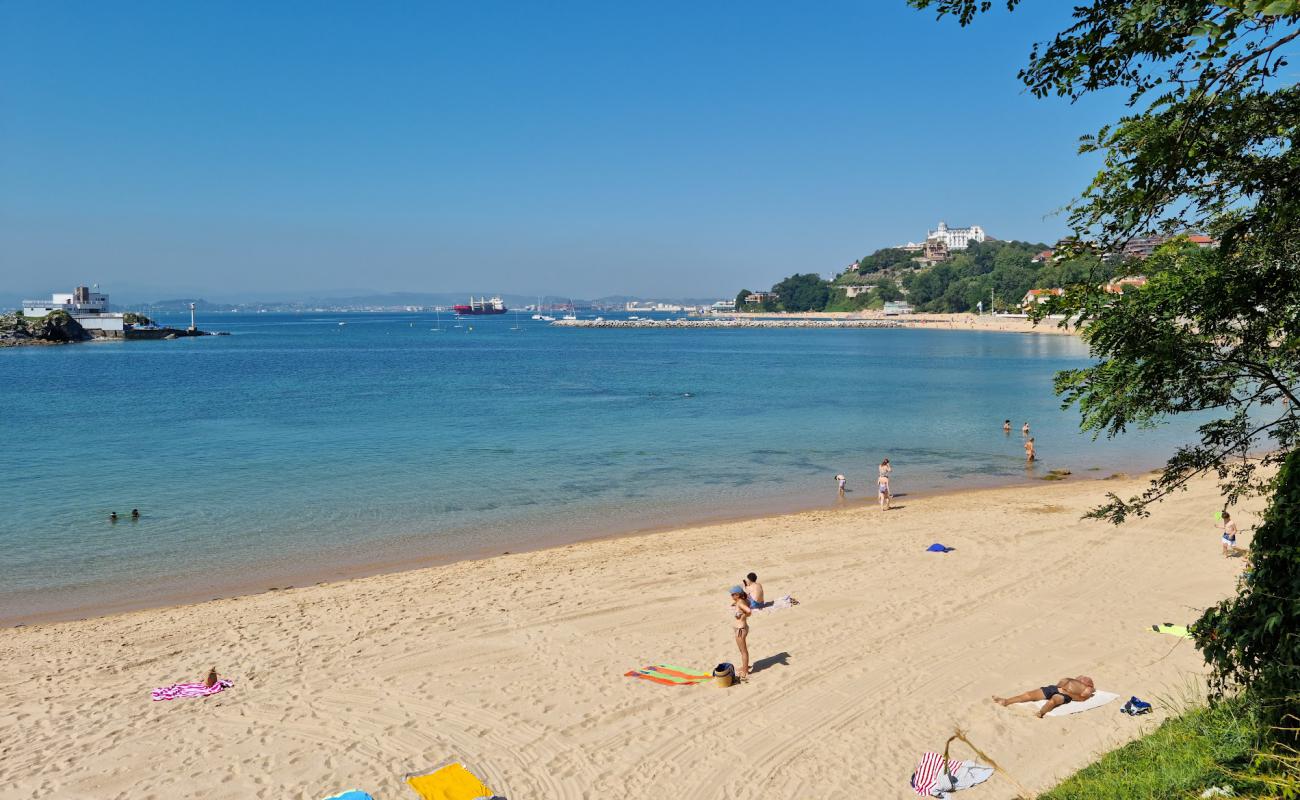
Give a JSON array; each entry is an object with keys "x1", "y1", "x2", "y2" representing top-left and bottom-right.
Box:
[
  {"x1": 925, "y1": 221, "x2": 986, "y2": 250},
  {"x1": 898, "y1": 220, "x2": 988, "y2": 255}
]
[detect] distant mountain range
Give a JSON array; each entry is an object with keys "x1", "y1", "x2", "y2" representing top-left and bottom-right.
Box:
[{"x1": 124, "y1": 292, "x2": 732, "y2": 312}]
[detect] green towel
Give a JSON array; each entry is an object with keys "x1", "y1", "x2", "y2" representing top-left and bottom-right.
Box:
[{"x1": 1151, "y1": 623, "x2": 1191, "y2": 638}]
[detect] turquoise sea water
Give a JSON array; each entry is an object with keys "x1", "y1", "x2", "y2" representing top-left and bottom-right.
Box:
[{"x1": 0, "y1": 313, "x2": 1196, "y2": 622}]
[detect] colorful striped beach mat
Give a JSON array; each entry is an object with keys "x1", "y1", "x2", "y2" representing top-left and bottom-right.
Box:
[
  {"x1": 1151, "y1": 623, "x2": 1192, "y2": 638},
  {"x1": 151, "y1": 679, "x2": 233, "y2": 701},
  {"x1": 624, "y1": 664, "x2": 713, "y2": 686}
]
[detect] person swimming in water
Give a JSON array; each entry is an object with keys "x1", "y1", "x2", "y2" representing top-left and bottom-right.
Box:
[
  {"x1": 109, "y1": 511, "x2": 118, "y2": 523},
  {"x1": 1003, "y1": 419, "x2": 1012, "y2": 433},
  {"x1": 1025, "y1": 437, "x2": 1036, "y2": 462},
  {"x1": 131, "y1": 508, "x2": 140, "y2": 520},
  {"x1": 1022, "y1": 421, "x2": 1031, "y2": 435}
]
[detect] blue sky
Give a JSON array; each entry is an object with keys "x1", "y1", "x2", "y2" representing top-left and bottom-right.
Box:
[{"x1": 0, "y1": 1, "x2": 1124, "y2": 301}]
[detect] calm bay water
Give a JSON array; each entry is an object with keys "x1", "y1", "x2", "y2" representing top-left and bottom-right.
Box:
[{"x1": 0, "y1": 313, "x2": 1194, "y2": 622}]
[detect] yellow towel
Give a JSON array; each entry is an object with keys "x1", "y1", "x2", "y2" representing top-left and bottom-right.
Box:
[{"x1": 406, "y1": 762, "x2": 493, "y2": 800}]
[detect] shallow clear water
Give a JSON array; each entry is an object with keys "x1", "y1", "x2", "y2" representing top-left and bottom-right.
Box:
[{"x1": 0, "y1": 313, "x2": 1193, "y2": 621}]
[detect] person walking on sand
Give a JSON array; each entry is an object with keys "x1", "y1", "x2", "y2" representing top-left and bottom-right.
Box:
[
  {"x1": 878, "y1": 473, "x2": 891, "y2": 510},
  {"x1": 835, "y1": 473, "x2": 847, "y2": 496},
  {"x1": 729, "y1": 586, "x2": 752, "y2": 679},
  {"x1": 1221, "y1": 511, "x2": 1239, "y2": 557},
  {"x1": 993, "y1": 676, "x2": 1095, "y2": 718},
  {"x1": 1021, "y1": 421, "x2": 1031, "y2": 435},
  {"x1": 1025, "y1": 437, "x2": 1036, "y2": 463}
]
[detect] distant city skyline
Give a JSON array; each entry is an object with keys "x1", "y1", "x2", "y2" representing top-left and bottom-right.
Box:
[{"x1": 2, "y1": 2, "x2": 1122, "y2": 301}]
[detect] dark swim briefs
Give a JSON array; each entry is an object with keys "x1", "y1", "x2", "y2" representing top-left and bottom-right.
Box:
[{"x1": 1041, "y1": 685, "x2": 1073, "y2": 704}]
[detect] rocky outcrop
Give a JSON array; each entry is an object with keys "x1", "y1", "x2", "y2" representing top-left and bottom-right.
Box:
[{"x1": 0, "y1": 311, "x2": 93, "y2": 346}]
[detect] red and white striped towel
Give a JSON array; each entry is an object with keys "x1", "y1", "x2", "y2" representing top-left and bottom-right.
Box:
[
  {"x1": 151, "y1": 679, "x2": 232, "y2": 701},
  {"x1": 911, "y1": 751, "x2": 953, "y2": 796}
]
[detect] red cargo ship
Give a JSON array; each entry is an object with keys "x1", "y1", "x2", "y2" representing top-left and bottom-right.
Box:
[{"x1": 452, "y1": 296, "x2": 507, "y2": 315}]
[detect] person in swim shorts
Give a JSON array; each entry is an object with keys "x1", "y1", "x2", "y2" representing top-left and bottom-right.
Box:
[
  {"x1": 993, "y1": 676, "x2": 1095, "y2": 718},
  {"x1": 1221, "y1": 511, "x2": 1239, "y2": 556},
  {"x1": 878, "y1": 473, "x2": 891, "y2": 510}
]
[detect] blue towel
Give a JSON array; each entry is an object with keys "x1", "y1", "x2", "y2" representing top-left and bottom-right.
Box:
[
  {"x1": 322, "y1": 792, "x2": 374, "y2": 800},
  {"x1": 926, "y1": 543, "x2": 954, "y2": 552}
]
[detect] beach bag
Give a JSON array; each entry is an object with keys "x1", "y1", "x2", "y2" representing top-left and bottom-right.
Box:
[{"x1": 712, "y1": 662, "x2": 734, "y2": 688}]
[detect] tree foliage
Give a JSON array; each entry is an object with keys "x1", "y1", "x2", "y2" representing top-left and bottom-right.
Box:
[
  {"x1": 856, "y1": 247, "x2": 918, "y2": 274},
  {"x1": 771, "y1": 273, "x2": 832, "y2": 312},
  {"x1": 898, "y1": 239, "x2": 1056, "y2": 311},
  {"x1": 911, "y1": 0, "x2": 1300, "y2": 710},
  {"x1": 1194, "y1": 448, "x2": 1300, "y2": 731}
]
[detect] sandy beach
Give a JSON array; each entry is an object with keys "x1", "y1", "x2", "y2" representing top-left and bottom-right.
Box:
[
  {"x1": 732, "y1": 311, "x2": 1079, "y2": 336},
  {"x1": 0, "y1": 471, "x2": 1251, "y2": 799}
]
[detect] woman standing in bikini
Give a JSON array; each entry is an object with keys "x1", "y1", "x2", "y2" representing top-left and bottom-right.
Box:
[{"x1": 729, "y1": 586, "x2": 752, "y2": 679}]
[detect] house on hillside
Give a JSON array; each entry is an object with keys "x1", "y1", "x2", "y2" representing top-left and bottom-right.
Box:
[
  {"x1": 1122, "y1": 233, "x2": 1218, "y2": 260},
  {"x1": 1102, "y1": 275, "x2": 1148, "y2": 294},
  {"x1": 744, "y1": 291, "x2": 778, "y2": 304},
  {"x1": 1030, "y1": 249, "x2": 1055, "y2": 264},
  {"x1": 1021, "y1": 288, "x2": 1065, "y2": 308}
]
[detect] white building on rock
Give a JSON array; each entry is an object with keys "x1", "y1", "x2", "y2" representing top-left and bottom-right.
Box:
[
  {"x1": 926, "y1": 221, "x2": 986, "y2": 251},
  {"x1": 21, "y1": 285, "x2": 124, "y2": 335}
]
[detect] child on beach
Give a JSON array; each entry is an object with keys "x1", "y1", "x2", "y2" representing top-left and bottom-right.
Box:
[
  {"x1": 835, "y1": 474, "x2": 846, "y2": 495},
  {"x1": 878, "y1": 474, "x2": 891, "y2": 510},
  {"x1": 1221, "y1": 511, "x2": 1238, "y2": 557},
  {"x1": 729, "y1": 586, "x2": 752, "y2": 679}
]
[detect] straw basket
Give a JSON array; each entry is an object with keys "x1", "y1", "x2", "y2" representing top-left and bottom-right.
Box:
[{"x1": 713, "y1": 663, "x2": 735, "y2": 688}]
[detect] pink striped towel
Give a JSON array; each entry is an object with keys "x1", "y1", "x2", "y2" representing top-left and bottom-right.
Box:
[
  {"x1": 910, "y1": 751, "x2": 953, "y2": 796},
  {"x1": 151, "y1": 679, "x2": 233, "y2": 701}
]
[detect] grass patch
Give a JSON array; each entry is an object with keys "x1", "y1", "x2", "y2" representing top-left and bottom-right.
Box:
[{"x1": 1041, "y1": 696, "x2": 1265, "y2": 800}]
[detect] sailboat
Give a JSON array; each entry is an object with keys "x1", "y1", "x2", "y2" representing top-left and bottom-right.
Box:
[
  {"x1": 561, "y1": 300, "x2": 577, "y2": 321},
  {"x1": 432, "y1": 307, "x2": 444, "y2": 332}
]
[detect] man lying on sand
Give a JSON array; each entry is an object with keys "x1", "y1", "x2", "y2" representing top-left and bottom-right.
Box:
[{"x1": 993, "y1": 676, "x2": 1095, "y2": 718}]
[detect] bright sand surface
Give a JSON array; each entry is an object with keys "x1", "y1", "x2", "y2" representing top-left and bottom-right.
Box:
[
  {"x1": 0, "y1": 471, "x2": 1254, "y2": 799},
  {"x1": 733, "y1": 310, "x2": 1079, "y2": 335}
]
